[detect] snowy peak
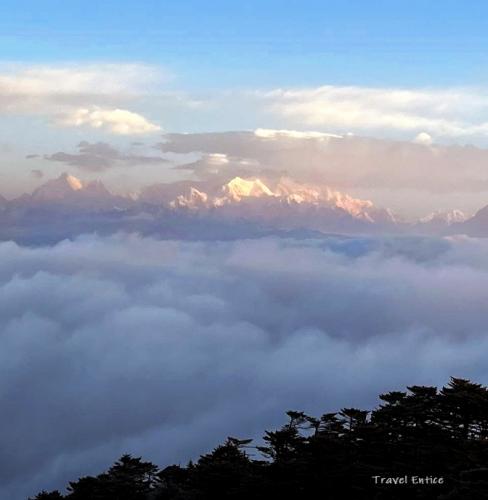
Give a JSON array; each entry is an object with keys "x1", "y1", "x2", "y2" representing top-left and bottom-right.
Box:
[
  {"x1": 221, "y1": 177, "x2": 275, "y2": 201},
  {"x1": 32, "y1": 173, "x2": 84, "y2": 201},
  {"x1": 325, "y1": 189, "x2": 374, "y2": 221},
  {"x1": 270, "y1": 178, "x2": 378, "y2": 220},
  {"x1": 22, "y1": 174, "x2": 393, "y2": 225},
  {"x1": 420, "y1": 209, "x2": 467, "y2": 226},
  {"x1": 273, "y1": 178, "x2": 321, "y2": 203},
  {"x1": 165, "y1": 176, "x2": 393, "y2": 223},
  {"x1": 30, "y1": 173, "x2": 113, "y2": 204},
  {"x1": 222, "y1": 176, "x2": 382, "y2": 222},
  {"x1": 170, "y1": 187, "x2": 209, "y2": 209},
  {"x1": 64, "y1": 174, "x2": 83, "y2": 191}
]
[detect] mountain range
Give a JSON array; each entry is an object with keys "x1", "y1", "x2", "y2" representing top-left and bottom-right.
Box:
[{"x1": 1, "y1": 172, "x2": 487, "y2": 243}]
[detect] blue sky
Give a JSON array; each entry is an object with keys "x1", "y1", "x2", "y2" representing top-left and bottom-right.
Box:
[
  {"x1": 1, "y1": 0, "x2": 488, "y2": 88},
  {"x1": 3, "y1": 0, "x2": 488, "y2": 212}
]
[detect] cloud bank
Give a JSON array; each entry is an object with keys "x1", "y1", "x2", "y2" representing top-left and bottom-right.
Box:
[
  {"x1": 8, "y1": 63, "x2": 488, "y2": 143},
  {"x1": 3, "y1": 233, "x2": 488, "y2": 498},
  {"x1": 159, "y1": 130, "x2": 488, "y2": 194},
  {"x1": 259, "y1": 85, "x2": 488, "y2": 141},
  {"x1": 0, "y1": 63, "x2": 163, "y2": 136}
]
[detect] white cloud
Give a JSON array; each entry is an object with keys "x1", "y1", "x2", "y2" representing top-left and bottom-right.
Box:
[
  {"x1": 6, "y1": 63, "x2": 488, "y2": 145},
  {"x1": 0, "y1": 63, "x2": 165, "y2": 135},
  {"x1": 414, "y1": 131, "x2": 433, "y2": 145},
  {"x1": 0, "y1": 63, "x2": 164, "y2": 98},
  {"x1": 254, "y1": 128, "x2": 342, "y2": 140},
  {"x1": 59, "y1": 107, "x2": 161, "y2": 135},
  {"x1": 259, "y1": 85, "x2": 488, "y2": 140}
]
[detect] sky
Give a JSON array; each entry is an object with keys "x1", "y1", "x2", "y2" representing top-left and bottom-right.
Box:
[
  {"x1": 1, "y1": 1, "x2": 488, "y2": 88},
  {"x1": 2, "y1": 1, "x2": 488, "y2": 211}
]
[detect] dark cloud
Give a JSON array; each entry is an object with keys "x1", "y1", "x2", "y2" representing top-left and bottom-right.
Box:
[
  {"x1": 2, "y1": 233, "x2": 488, "y2": 498},
  {"x1": 44, "y1": 141, "x2": 168, "y2": 172},
  {"x1": 26, "y1": 154, "x2": 40, "y2": 159}
]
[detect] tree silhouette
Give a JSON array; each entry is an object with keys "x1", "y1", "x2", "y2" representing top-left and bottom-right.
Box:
[
  {"x1": 66, "y1": 454, "x2": 160, "y2": 500},
  {"x1": 30, "y1": 377, "x2": 488, "y2": 500},
  {"x1": 29, "y1": 492, "x2": 64, "y2": 500}
]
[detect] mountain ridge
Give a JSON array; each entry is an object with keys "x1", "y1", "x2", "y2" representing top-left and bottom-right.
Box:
[{"x1": 3, "y1": 173, "x2": 488, "y2": 238}]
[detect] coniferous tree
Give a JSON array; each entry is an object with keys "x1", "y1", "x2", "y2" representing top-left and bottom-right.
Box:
[
  {"x1": 29, "y1": 492, "x2": 64, "y2": 500},
  {"x1": 30, "y1": 378, "x2": 488, "y2": 500}
]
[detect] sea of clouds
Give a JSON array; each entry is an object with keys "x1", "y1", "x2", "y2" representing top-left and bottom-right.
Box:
[{"x1": 3, "y1": 233, "x2": 488, "y2": 498}]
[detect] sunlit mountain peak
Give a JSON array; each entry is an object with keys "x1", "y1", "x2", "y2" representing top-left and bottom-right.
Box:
[
  {"x1": 64, "y1": 174, "x2": 83, "y2": 191},
  {"x1": 31, "y1": 172, "x2": 84, "y2": 201},
  {"x1": 221, "y1": 177, "x2": 275, "y2": 201}
]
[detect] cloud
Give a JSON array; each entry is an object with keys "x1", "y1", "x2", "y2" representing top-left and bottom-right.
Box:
[
  {"x1": 173, "y1": 152, "x2": 262, "y2": 180},
  {"x1": 414, "y1": 131, "x2": 433, "y2": 145},
  {"x1": 0, "y1": 63, "x2": 163, "y2": 101},
  {"x1": 58, "y1": 107, "x2": 160, "y2": 135},
  {"x1": 44, "y1": 141, "x2": 168, "y2": 172},
  {"x1": 6, "y1": 65, "x2": 488, "y2": 145},
  {"x1": 158, "y1": 131, "x2": 488, "y2": 196},
  {"x1": 256, "y1": 85, "x2": 488, "y2": 141},
  {"x1": 0, "y1": 63, "x2": 165, "y2": 137},
  {"x1": 254, "y1": 128, "x2": 343, "y2": 140},
  {"x1": 3, "y1": 233, "x2": 488, "y2": 498}
]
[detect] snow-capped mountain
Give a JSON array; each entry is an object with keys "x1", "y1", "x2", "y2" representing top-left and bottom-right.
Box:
[
  {"x1": 171, "y1": 187, "x2": 209, "y2": 209},
  {"x1": 219, "y1": 177, "x2": 275, "y2": 201},
  {"x1": 8, "y1": 172, "x2": 136, "y2": 213},
  {"x1": 420, "y1": 210, "x2": 467, "y2": 226},
  {"x1": 163, "y1": 176, "x2": 396, "y2": 226},
  {"x1": 7, "y1": 172, "x2": 488, "y2": 243},
  {"x1": 413, "y1": 209, "x2": 471, "y2": 235},
  {"x1": 30, "y1": 173, "x2": 111, "y2": 202}
]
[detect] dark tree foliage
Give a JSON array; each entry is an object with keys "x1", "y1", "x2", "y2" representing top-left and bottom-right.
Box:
[
  {"x1": 30, "y1": 492, "x2": 64, "y2": 500},
  {"x1": 31, "y1": 378, "x2": 488, "y2": 500}
]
